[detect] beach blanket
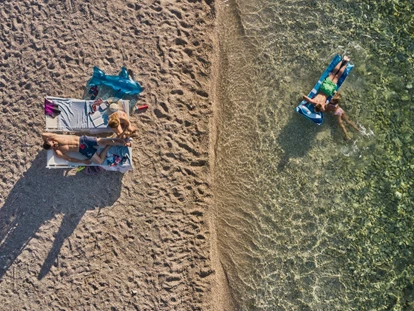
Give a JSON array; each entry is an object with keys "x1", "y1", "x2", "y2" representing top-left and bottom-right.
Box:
[
  {"x1": 295, "y1": 55, "x2": 354, "y2": 125},
  {"x1": 44, "y1": 97, "x2": 129, "y2": 133}
]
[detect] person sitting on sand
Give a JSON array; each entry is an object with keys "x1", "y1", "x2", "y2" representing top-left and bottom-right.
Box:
[
  {"x1": 41, "y1": 133, "x2": 130, "y2": 165},
  {"x1": 302, "y1": 56, "x2": 351, "y2": 113},
  {"x1": 108, "y1": 110, "x2": 137, "y2": 139}
]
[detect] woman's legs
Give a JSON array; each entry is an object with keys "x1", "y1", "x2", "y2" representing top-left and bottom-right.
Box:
[
  {"x1": 342, "y1": 112, "x2": 359, "y2": 132},
  {"x1": 336, "y1": 115, "x2": 350, "y2": 140},
  {"x1": 127, "y1": 125, "x2": 137, "y2": 135}
]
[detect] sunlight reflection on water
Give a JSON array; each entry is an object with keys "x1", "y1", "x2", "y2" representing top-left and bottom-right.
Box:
[{"x1": 215, "y1": 0, "x2": 414, "y2": 310}]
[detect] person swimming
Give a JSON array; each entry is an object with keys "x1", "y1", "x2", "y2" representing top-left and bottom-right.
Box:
[
  {"x1": 324, "y1": 92, "x2": 360, "y2": 140},
  {"x1": 306, "y1": 92, "x2": 360, "y2": 140}
]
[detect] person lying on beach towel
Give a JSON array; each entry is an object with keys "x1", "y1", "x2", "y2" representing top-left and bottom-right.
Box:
[
  {"x1": 41, "y1": 133, "x2": 131, "y2": 164},
  {"x1": 302, "y1": 56, "x2": 351, "y2": 113}
]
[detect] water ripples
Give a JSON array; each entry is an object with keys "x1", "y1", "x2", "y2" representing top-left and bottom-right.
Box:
[{"x1": 215, "y1": 0, "x2": 414, "y2": 310}]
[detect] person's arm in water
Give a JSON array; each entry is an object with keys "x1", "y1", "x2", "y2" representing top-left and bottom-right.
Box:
[{"x1": 54, "y1": 149, "x2": 92, "y2": 164}]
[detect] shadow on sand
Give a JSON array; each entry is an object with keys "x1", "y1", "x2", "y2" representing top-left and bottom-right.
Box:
[{"x1": 0, "y1": 151, "x2": 123, "y2": 280}]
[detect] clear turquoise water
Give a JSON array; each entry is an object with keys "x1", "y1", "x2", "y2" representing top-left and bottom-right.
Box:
[{"x1": 214, "y1": 0, "x2": 413, "y2": 310}]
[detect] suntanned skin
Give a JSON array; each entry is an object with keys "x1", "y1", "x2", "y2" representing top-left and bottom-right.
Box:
[
  {"x1": 41, "y1": 133, "x2": 128, "y2": 164},
  {"x1": 325, "y1": 106, "x2": 360, "y2": 140},
  {"x1": 300, "y1": 56, "x2": 360, "y2": 140},
  {"x1": 302, "y1": 56, "x2": 351, "y2": 111},
  {"x1": 110, "y1": 111, "x2": 137, "y2": 139}
]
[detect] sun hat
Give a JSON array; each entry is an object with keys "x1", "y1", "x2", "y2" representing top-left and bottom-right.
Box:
[{"x1": 109, "y1": 103, "x2": 119, "y2": 113}]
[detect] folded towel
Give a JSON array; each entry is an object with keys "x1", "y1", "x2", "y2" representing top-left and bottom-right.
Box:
[{"x1": 44, "y1": 98, "x2": 61, "y2": 118}]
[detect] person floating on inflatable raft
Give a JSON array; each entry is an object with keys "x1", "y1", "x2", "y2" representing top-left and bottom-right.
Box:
[{"x1": 302, "y1": 56, "x2": 360, "y2": 140}]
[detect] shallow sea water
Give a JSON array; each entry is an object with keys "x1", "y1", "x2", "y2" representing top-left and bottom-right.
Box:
[{"x1": 213, "y1": 0, "x2": 414, "y2": 310}]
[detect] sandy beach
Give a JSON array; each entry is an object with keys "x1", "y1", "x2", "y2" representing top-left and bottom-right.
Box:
[{"x1": 0, "y1": 1, "x2": 233, "y2": 310}]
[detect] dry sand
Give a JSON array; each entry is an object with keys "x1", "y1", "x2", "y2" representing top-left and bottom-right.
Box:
[{"x1": 0, "y1": 1, "x2": 234, "y2": 310}]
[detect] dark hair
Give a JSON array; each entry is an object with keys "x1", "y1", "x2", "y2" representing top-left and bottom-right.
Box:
[
  {"x1": 43, "y1": 142, "x2": 51, "y2": 150},
  {"x1": 330, "y1": 92, "x2": 341, "y2": 105},
  {"x1": 108, "y1": 113, "x2": 120, "y2": 128}
]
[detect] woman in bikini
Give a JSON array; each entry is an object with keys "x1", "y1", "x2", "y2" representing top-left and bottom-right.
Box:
[
  {"x1": 324, "y1": 92, "x2": 360, "y2": 140},
  {"x1": 108, "y1": 110, "x2": 137, "y2": 139}
]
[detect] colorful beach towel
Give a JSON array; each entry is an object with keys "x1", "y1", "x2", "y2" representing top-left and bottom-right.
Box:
[{"x1": 44, "y1": 98, "x2": 61, "y2": 118}]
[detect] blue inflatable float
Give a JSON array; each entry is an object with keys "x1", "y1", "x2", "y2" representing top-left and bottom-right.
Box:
[
  {"x1": 296, "y1": 55, "x2": 354, "y2": 125},
  {"x1": 87, "y1": 66, "x2": 143, "y2": 99}
]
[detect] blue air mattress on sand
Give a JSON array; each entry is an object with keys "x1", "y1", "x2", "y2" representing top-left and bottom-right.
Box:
[{"x1": 295, "y1": 54, "x2": 354, "y2": 125}]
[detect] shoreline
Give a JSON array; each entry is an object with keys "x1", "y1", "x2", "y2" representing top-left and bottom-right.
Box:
[
  {"x1": 0, "y1": 1, "x2": 234, "y2": 310},
  {"x1": 208, "y1": 0, "x2": 237, "y2": 307}
]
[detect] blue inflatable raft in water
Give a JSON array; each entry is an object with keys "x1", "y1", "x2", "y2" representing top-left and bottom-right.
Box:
[{"x1": 295, "y1": 54, "x2": 354, "y2": 125}]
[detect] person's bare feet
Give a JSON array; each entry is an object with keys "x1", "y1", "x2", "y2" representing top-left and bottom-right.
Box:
[{"x1": 124, "y1": 138, "x2": 132, "y2": 147}]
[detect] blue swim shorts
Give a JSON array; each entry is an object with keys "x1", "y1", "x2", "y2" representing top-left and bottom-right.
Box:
[{"x1": 79, "y1": 135, "x2": 98, "y2": 159}]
